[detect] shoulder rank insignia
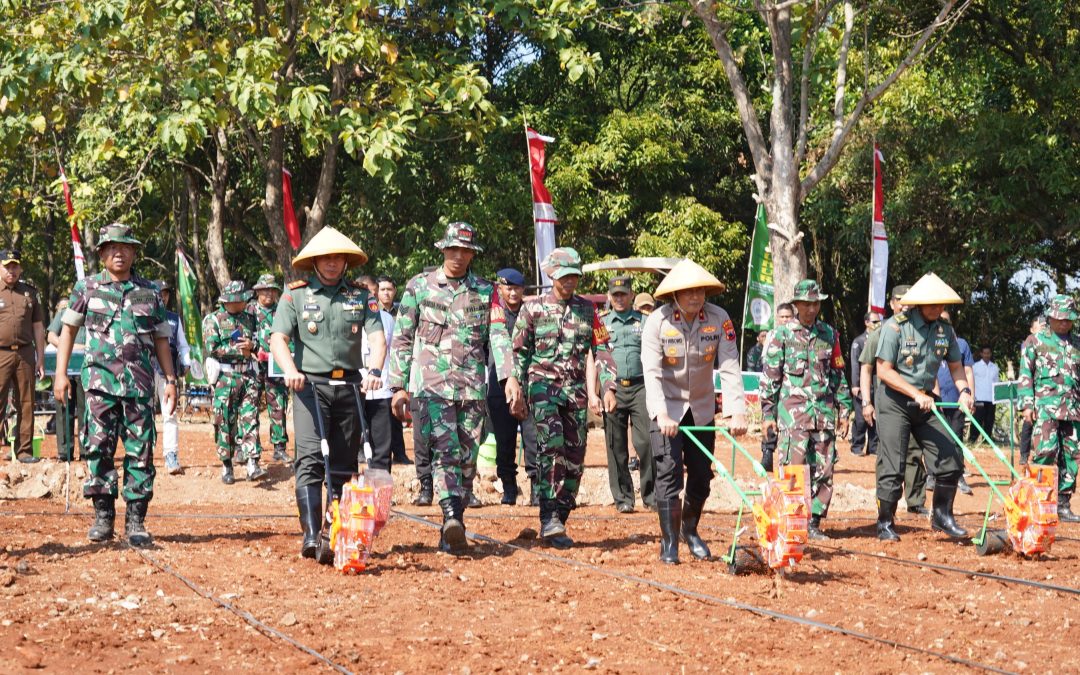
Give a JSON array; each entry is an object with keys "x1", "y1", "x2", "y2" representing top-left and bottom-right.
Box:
[
  {"x1": 288, "y1": 280, "x2": 308, "y2": 290},
  {"x1": 722, "y1": 319, "x2": 736, "y2": 341}
]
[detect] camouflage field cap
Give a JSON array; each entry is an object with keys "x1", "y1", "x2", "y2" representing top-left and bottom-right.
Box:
[
  {"x1": 96, "y1": 223, "x2": 142, "y2": 249},
  {"x1": 1047, "y1": 294, "x2": 1078, "y2": 321},
  {"x1": 252, "y1": 273, "x2": 281, "y2": 291},
  {"x1": 542, "y1": 247, "x2": 582, "y2": 280},
  {"x1": 434, "y1": 221, "x2": 483, "y2": 252},
  {"x1": 900, "y1": 272, "x2": 963, "y2": 305},
  {"x1": 153, "y1": 279, "x2": 173, "y2": 292},
  {"x1": 218, "y1": 280, "x2": 253, "y2": 303},
  {"x1": 653, "y1": 259, "x2": 725, "y2": 300},
  {"x1": 792, "y1": 279, "x2": 828, "y2": 302},
  {"x1": 608, "y1": 276, "x2": 633, "y2": 295},
  {"x1": 291, "y1": 227, "x2": 369, "y2": 270},
  {"x1": 890, "y1": 284, "x2": 912, "y2": 301}
]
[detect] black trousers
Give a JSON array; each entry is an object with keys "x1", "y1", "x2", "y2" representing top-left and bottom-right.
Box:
[
  {"x1": 1020, "y1": 419, "x2": 1034, "y2": 461},
  {"x1": 602, "y1": 383, "x2": 655, "y2": 508},
  {"x1": 874, "y1": 386, "x2": 962, "y2": 502},
  {"x1": 650, "y1": 409, "x2": 714, "y2": 504},
  {"x1": 388, "y1": 413, "x2": 407, "y2": 462},
  {"x1": 487, "y1": 394, "x2": 537, "y2": 487},
  {"x1": 941, "y1": 406, "x2": 968, "y2": 469},
  {"x1": 293, "y1": 383, "x2": 361, "y2": 498},
  {"x1": 969, "y1": 401, "x2": 996, "y2": 442},
  {"x1": 851, "y1": 400, "x2": 878, "y2": 455},
  {"x1": 56, "y1": 379, "x2": 86, "y2": 460},
  {"x1": 411, "y1": 397, "x2": 432, "y2": 480},
  {"x1": 361, "y1": 397, "x2": 394, "y2": 472}
]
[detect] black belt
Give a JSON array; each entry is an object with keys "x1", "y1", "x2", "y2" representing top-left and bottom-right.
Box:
[
  {"x1": 618, "y1": 376, "x2": 643, "y2": 387},
  {"x1": 2, "y1": 344, "x2": 23, "y2": 351}
]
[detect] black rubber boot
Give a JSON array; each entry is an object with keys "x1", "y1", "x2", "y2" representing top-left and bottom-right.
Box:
[
  {"x1": 1058, "y1": 492, "x2": 1080, "y2": 523},
  {"x1": 414, "y1": 476, "x2": 433, "y2": 506},
  {"x1": 88, "y1": 496, "x2": 115, "y2": 542},
  {"x1": 808, "y1": 514, "x2": 830, "y2": 540},
  {"x1": 957, "y1": 475, "x2": 973, "y2": 495},
  {"x1": 438, "y1": 497, "x2": 467, "y2": 554},
  {"x1": 680, "y1": 499, "x2": 711, "y2": 560},
  {"x1": 931, "y1": 480, "x2": 968, "y2": 538},
  {"x1": 124, "y1": 499, "x2": 153, "y2": 547},
  {"x1": 657, "y1": 500, "x2": 680, "y2": 564},
  {"x1": 907, "y1": 504, "x2": 930, "y2": 516},
  {"x1": 296, "y1": 485, "x2": 322, "y2": 558},
  {"x1": 539, "y1": 499, "x2": 572, "y2": 549},
  {"x1": 876, "y1": 499, "x2": 901, "y2": 541}
]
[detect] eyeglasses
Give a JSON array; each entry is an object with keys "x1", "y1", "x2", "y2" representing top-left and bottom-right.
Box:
[{"x1": 868, "y1": 320, "x2": 881, "y2": 324}]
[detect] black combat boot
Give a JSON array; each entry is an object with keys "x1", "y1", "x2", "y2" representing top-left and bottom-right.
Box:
[
  {"x1": 907, "y1": 504, "x2": 930, "y2": 516},
  {"x1": 760, "y1": 449, "x2": 774, "y2": 473},
  {"x1": 539, "y1": 499, "x2": 572, "y2": 549},
  {"x1": 500, "y1": 478, "x2": 518, "y2": 505},
  {"x1": 88, "y1": 496, "x2": 115, "y2": 542},
  {"x1": 438, "y1": 497, "x2": 467, "y2": 554},
  {"x1": 876, "y1": 499, "x2": 901, "y2": 541},
  {"x1": 528, "y1": 479, "x2": 540, "y2": 507},
  {"x1": 124, "y1": 499, "x2": 153, "y2": 547},
  {"x1": 272, "y1": 444, "x2": 290, "y2": 463},
  {"x1": 808, "y1": 514, "x2": 830, "y2": 541},
  {"x1": 657, "y1": 500, "x2": 681, "y2": 564},
  {"x1": 680, "y1": 499, "x2": 711, "y2": 560},
  {"x1": 466, "y1": 490, "x2": 482, "y2": 508},
  {"x1": 1058, "y1": 492, "x2": 1080, "y2": 523},
  {"x1": 296, "y1": 485, "x2": 322, "y2": 558},
  {"x1": 221, "y1": 460, "x2": 235, "y2": 485},
  {"x1": 414, "y1": 476, "x2": 433, "y2": 506},
  {"x1": 930, "y1": 479, "x2": 968, "y2": 538}
]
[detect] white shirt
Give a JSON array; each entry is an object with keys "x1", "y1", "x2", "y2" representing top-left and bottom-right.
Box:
[
  {"x1": 361, "y1": 310, "x2": 394, "y2": 400},
  {"x1": 972, "y1": 359, "x2": 999, "y2": 402}
]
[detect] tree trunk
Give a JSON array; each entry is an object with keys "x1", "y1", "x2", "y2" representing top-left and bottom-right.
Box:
[
  {"x1": 262, "y1": 126, "x2": 295, "y2": 281},
  {"x1": 206, "y1": 127, "x2": 231, "y2": 291},
  {"x1": 764, "y1": 190, "x2": 808, "y2": 303}
]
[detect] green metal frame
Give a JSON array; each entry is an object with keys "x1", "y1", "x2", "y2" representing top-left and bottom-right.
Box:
[
  {"x1": 679, "y1": 426, "x2": 766, "y2": 566},
  {"x1": 928, "y1": 402, "x2": 1019, "y2": 548}
]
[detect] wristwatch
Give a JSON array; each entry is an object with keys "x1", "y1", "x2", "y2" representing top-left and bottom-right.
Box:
[
  {"x1": 165, "y1": 376, "x2": 178, "y2": 385},
  {"x1": 960, "y1": 387, "x2": 972, "y2": 395},
  {"x1": 368, "y1": 368, "x2": 382, "y2": 378}
]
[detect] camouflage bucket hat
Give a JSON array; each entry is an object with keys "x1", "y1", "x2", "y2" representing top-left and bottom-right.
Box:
[
  {"x1": 251, "y1": 273, "x2": 281, "y2": 291},
  {"x1": 434, "y1": 221, "x2": 483, "y2": 252},
  {"x1": 792, "y1": 279, "x2": 828, "y2": 302},
  {"x1": 218, "y1": 280, "x2": 253, "y2": 303},
  {"x1": 542, "y1": 247, "x2": 582, "y2": 280},
  {"x1": 96, "y1": 223, "x2": 142, "y2": 249},
  {"x1": 1047, "y1": 294, "x2": 1078, "y2": 321}
]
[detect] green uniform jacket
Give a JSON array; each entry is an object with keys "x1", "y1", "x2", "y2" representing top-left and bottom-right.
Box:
[
  {"x1": 271, "y1": 276, "x2": 383, "y2": 373},
  {"x1": 601, "y1": 309, "x2": 645, "y2": 380},
  {"x1": 874, "y1": 310, "x2": 961, "y2": 392},
  {"x1": 203, "y1": 306, "x2": 258, "y2": 365},
  {"x1": 1017, "y1": 327, "x2": 1080, "y2": 420},
  {"x1": 387, "y1": 267, "x2": 511, "y2": 400},
  {"x1": 760, "y1": 319, "x2": 853, "y2": 430}
]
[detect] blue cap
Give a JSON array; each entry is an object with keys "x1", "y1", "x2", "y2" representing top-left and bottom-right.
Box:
[{"x1": 496, "y1": 268, "x2": 525, "y2": 286}]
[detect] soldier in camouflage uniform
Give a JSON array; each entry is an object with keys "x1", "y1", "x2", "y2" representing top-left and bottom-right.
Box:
[
  {"x1": 251, "y1": 274, "x2": 290, "y2": 464},
  {"x1": 1018, "y1": 294, "x2": 1080, "y2": 522},
  {"x1": 505, "y1": 248, "x2": 616, "y2": 549},
  {"x1": 760, "y1": 280, "x2": 853, "y2": 540},
  {"x1": 388, "y1": 222, "x2": 511, "y2": 554},
  {"x1": 54, "y1": 224, "x2": 177, "y2": 547},
  {"x1": 203, "y1": 280, "x2": 264, "y2": 483}
]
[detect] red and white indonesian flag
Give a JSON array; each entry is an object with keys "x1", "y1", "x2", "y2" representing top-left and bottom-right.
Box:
[
  {"x1": 527, "y1": 127, "x2": 557, "y2": 286},
  {"x1": 869, "y1": 144, "x2": 888, "y2": 314},
  {"x1": 59, "y1": 166, "x2": 85, "y2": 280}
]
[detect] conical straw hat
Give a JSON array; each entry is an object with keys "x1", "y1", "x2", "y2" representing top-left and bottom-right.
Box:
[
  {"x1": 899, "y1": 272, "x2": 963, "y2": 305},
  {"x1": 291, "y1": 227, "x2": 369, "y2": 270},
  {"x1": 653, "y1": 259, "x2": 726, "y2": 300}
]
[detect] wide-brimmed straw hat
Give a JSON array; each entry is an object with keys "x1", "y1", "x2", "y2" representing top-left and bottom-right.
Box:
[
  {"x1": 899, "y1": 272, "x2": 963, "y2": 305},
  {"x1": 291, "y1": 227, "x2": 369, "y2": 270},
  {"x1": 653, "y1": 259, "x2": 726, "y2": 300}
]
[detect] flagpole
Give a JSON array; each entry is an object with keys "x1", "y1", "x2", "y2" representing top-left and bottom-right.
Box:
[
  {"x1": 868, "y1": 140, "x2": 876, "y2": 311},
  {"x1": 523, "y1": 113, "x2": 541, "y2": 290}
]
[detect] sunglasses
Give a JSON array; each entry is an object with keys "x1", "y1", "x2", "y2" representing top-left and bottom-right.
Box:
[{"x1": 868, "y1": 319, "x2": 882, "y2": 324}]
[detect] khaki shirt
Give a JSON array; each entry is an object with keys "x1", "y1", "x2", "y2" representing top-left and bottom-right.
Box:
[
  {"x1": 642, "y1": 303, "x2": 745, "y2": 424},
  {"x1": 875, "y1": 309, "x2": 961, "y2": 392},
  {"x1": 0, "y1": 278, "x2": 43, "y2": 349}
]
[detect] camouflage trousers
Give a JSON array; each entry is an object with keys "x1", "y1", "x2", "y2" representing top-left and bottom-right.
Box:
[
  {"x1": 213, "y1": 369, "x2": 260, "y2": 463},
  {"x1": 529, "y1": 384, "x2": 588, "y2": 507},
  {"x1": 81, "y1": 391, "x2": 156, "y2": 503},
  {"x1": 1031, "y1": 416, "x2": 1078, "y2": 495},
  {"x1": 779, "y1": 426, "x2": 838, "y2": 517},
  {"x1": 257, "y1": 369, "x2": 290, "y2": 448},
  {"x1": 411, "y1": 397, "x2": 485, "y2": 502}
]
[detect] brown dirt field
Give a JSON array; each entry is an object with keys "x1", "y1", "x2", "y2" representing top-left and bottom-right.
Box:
[{"x1": 0, "y1": 416, "x2": 1076, "y2": 673}]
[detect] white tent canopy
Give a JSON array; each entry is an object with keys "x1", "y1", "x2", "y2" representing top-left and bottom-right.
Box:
[{"x1": 581, "y1": 257, "x2": 684, "y2": 274}]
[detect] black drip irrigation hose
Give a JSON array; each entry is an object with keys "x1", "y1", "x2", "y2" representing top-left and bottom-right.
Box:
[
  {"x1": 131, "y1": 545, "x2": 355, "y2": 675},
  {"x1": 391, "y1": 509, "x2": 1016, "y2": 675}
]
